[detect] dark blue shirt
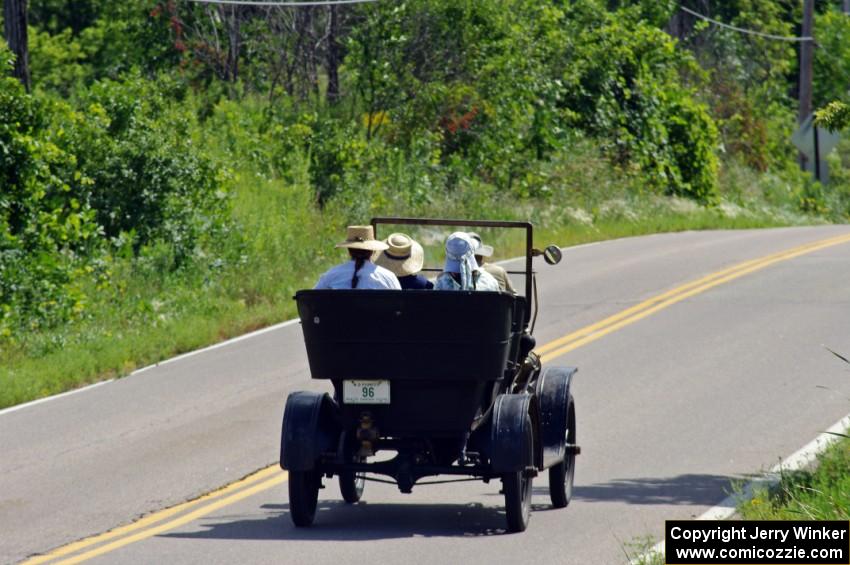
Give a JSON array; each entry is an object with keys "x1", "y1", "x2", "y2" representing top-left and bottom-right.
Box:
[{"x1": 398, "y1": 274, "x2": 433, "y2": 290}]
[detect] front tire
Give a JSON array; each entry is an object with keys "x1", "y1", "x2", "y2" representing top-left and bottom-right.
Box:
[
  {"x1": 339, "y1": 471, "x2": 365, "y2": 503},
  {"x1": 549, "y1": 396, "x2": 576, "y2": 508},
  {"x1": 288, "y1": 470, "x2": 320, "y2": 527},
  {"x1": 503, "y1": 414, "x2": 533, "y2": 533}
]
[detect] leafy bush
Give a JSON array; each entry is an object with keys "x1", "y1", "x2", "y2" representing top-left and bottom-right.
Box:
[
  {"x1": 28, "y1": 0, "x2": 184, "y2": 91},
  {"x1": 0, "y1": 45, "x2": 102, "y2": 336},
  {"x1": 674, "y1": 0, "x2": 799, "y2": 175},
  {"x1": 54, "y1": 75, "x2": 229, "y2": 262},
  {"x1": 817, "y1": 101, "x2": 850, "y2": 132},
  {"x1": 343, "y1": 0, "x2": 719, "y2": 202},
  {"x1": 0, "y1": 61, "x2": 229, "y2": 337},
  {"x1": 28, "y1": 27, "x2": 90, "y2": 96},
  {"x1": 557, "y1": 3, "x2": 720, "y2": 201},
  {"x1": 814, "y1": 8, "x2": 850, "y2": 110}
]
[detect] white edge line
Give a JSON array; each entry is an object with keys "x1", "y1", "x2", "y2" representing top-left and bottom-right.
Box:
[
  {"x1": 0, "y1": 379, "x2": 115, "y2": 416},
  {"x1": 4, "y1": 227, "x2": 846, "y2": 416},
  {"x1": 10, "y1": 226, "x2": 828, "y2": 415},
  {"x1": 0, "y1": 318, "x2": 303, "y2": 418},
  {"x1": 3, "y1": 227, "x2": 842, "y2": 416},
  {"x1": 2, "y1": 238, "x2": 605, "y2": 416},
  {"x1": 632, "y1": 413, "x2": 850, "y2": 564},
  {"x1": 126, "y1": 238, "x2": 599, "y2": 372},
  {"x1": 2, "y1": 224, "x2": 840, "y2": 415},
  {"x1": 130, "y1": 317, "x2": 303, "y2": 374}
]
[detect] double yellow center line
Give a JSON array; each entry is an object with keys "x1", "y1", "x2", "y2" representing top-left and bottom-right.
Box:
[
  {"x1": 537, "y1": 232, "x2": 850, "y2": 363},
  {"x1": 24, "y1": 231, "x2": 850, "y2": 564},
  {"x1": 23, "y1": 467, "x2": 288, "y2": 565}
]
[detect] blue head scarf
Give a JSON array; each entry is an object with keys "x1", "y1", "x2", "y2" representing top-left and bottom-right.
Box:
[{"x1": 444, "y1": 232, "x2": 480, "y2": 290}]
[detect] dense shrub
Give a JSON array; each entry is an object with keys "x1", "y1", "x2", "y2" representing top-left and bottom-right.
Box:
[
  {"x1": 28, "y1": 27, "x2": 90, "y2": 96},
  {"x1": 343, "y1": 0, "x2": 719, "y2": 201},
  {"x1": 0, "y1": 44, "x2": 102, "y2": 336},
  {"x1": 29, "y1": 0, "x2": 184, "y2": 87},
  {"x1": 814, "y1": 8, "x2": 850, "y2": 109},
  {"x1": 676, "y1": 0, "x2": 799, "y2": 174},
  {"x1": 555, "y1": 3, "x2": 719, "y2": 201},
  {"x1": 6, "y1": 0, "x2": 845, "y2": 351},
  {"x1": 55, "y1": 76, "x2": 229, "y2": 261},
  {"x1": 0, "y1": 57, "x2": 228, "y2": 336}
]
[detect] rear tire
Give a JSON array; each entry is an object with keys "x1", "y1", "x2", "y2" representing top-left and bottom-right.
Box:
[
  {"x1": 339, "y1": 471, "x2": 365, "y2": 503},
  {"x1": 549, "y1": 396, "x2": 576, "y2": 508},
  {"x1": 503, "y1": 414, "x2": 533, "y2": 533},
  {"x1": 288, "y1": 470, "x2": 320, "y2": 527}
]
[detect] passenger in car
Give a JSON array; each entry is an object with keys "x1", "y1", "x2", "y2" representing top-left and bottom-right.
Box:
[
  {"x1": 468, "y1": 232, "x2": 516, "y2": 294},
  {"x1": 315, "y1": 225, "x2": 401, "y2": 289},
  {"x1": 434, "y1": 232, "x2": 500, "y2": 291},
  {"x1": 374, "y1": 233, "x2": 434, "y2": 289}
]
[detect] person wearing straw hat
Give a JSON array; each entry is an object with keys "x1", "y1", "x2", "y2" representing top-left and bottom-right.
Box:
[
  {"x1": 434, "y1": 232, "x2": 500, "y2": 291},
  {"x1": 468, "y1": 231, "x2": 516, "y2": 294},
  {"x1": 374, "y1": 233, "x2": 433, "y2": 290},
  {"x1": 315, "y1": 226, "x2": 401, "y2": 289}
]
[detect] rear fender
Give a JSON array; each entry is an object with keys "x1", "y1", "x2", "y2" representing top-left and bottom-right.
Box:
[
  {"x1": 280, "y1": 391, "x2": 340, "y2": 471},
  {"x1": 535, "y1": 366, "x2": 577, "y2": 468},
  {"x1": 490, "y1": 394, "x2": 542, "y2": 473}
]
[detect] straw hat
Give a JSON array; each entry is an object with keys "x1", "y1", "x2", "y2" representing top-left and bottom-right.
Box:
[
  {"x1": 335, "y1": 225, "x2": 388, "y2": 251},
  {"x1": 374, "y1": 232, "x2": 424, "y2": 277},
  {"x1": 467, "y1": 232, "x2": 494, "y2": 257}
]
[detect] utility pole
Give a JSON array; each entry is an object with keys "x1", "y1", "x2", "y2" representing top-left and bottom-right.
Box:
[
  {"x1": 3, "y1": 0, "x2": 31, "y2": 91},
  {"x1": 798, "y1": 0, "x2": 814, "y2": 169}
]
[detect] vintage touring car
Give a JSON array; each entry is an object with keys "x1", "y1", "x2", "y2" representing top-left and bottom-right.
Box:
[{"x1": 281, "y1": 217, "x2": 578, "y2": 532}]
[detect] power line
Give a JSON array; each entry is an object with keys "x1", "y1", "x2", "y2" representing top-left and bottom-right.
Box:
[
  {"x1": 187, "y1": 0, "x2": 377, "y2": 6},
  {"x1": 680, "y1": 6, "x2": 814, "y2": 42}
]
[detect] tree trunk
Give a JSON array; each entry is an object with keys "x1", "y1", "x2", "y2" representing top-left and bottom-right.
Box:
[
  {"x1": 326, "y1": 5, "x2": 341, "y2": 103},
  {"x1": 227, "y1": 5, "x2": 241, "y2": 83},
  {"x1": 3, "y1": 0, "x2": 30, "y2": 91},
  {"x1": 665, "y1": 1, "x2": 711, "y2": 42},
  {"x1": 297, "y1": 7, "x2": 317, "y2": 99}
]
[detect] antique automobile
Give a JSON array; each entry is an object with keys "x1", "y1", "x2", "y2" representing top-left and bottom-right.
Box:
[{"x1": 280, "y1": 217, "x2": 578, "y2": 532}]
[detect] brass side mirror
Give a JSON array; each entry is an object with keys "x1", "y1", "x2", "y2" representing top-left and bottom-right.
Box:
[{"x1": 543, "y1": 245, "x2": 562, "y2": 265}]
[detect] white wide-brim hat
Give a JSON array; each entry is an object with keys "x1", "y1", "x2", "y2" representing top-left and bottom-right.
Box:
[
  {"x1": 374, "y1": 232, "x2": 425, "y2": 277},
  {"x1": 336, "y1": 225, "x2": 388, "y2": 251},
  {"x1": 467, "y1": 231, "x2": 494, "y2": 257}
]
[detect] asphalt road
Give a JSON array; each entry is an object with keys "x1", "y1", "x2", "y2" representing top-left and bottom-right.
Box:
[{"x1": 3, "y1": 226, "x2": 850, "y2": 564}]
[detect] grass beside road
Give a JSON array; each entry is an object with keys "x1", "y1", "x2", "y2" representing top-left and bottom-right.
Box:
[
  {"x1": 626, "y1": 433, "x2": 850, "y2": 565},
  {"x1": 742, "y1": 345, "x2": 850, "y2": 521},
  {"x1": 625, "y1": 536, "x2": 665, "y2": 565},
  {"x1": 0, "y1": 152, "x2": 823, "y2": 409},
  {"x1": 740, "y1": 436, "x2": 850, "y2": 521}
]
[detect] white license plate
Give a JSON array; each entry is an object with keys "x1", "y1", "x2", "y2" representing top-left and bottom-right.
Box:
[{"x1": 343, "y1": 380, "x2": 390, "y2": 404}]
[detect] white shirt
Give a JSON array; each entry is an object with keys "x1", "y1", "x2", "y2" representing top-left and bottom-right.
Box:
[{"x1": 315, "y1": 260, "x2": 401, "y2": 290}]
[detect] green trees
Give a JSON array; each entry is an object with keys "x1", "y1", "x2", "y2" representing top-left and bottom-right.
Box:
[
  {"x1": 816, "y1": 101, "x2": 850, "y2": 131},
  {"x1": 60, "y1": 77, "x2": 228, "y2": 259},
  {"x1": 7, "y1": 1, "x2": 850, "y2": 403},
  {"x1": 556, "y1": 3, "x2": 718, "y2": 201},
  {"x1": 4, "y1": 0, "x2": 848, "y2": 344},
  {"x1": 341, "y1": 0, "x2": 719, "y2": 201},
  {"x1": 0, "y1": 44, "x2": 99, "y2": 334},
  {"x1": 813, "y1": 7, "x2": 850, "y2": 132},
  {"x1": 0, "y1": 40, "x2": 227, "y2": 336}
]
